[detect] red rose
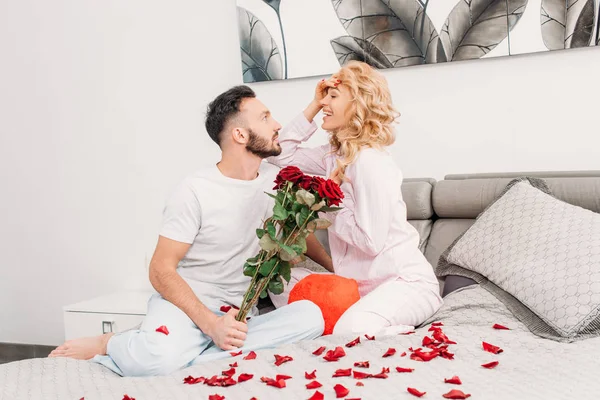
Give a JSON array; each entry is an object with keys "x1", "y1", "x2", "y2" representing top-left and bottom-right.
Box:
[
  {"x1": 273, "y1": 174, "x2": 285, "y2": 190},
  {"x1": 298, "y1": 175, "x2": 313, "y2": 191},
  {"x1": 310, "y1": 176, "x2": 326, "y2": 192},
  {"x1": 277, "y1": 166, "x2": 304, "y2": 184},
  {"x1": 317, "y1": 179, "x2": 344, "y2": 206}
]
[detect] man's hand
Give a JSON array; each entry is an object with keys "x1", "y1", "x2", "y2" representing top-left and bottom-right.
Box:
[{"x1": 205, "y1": 309, "x2": 249, "y2": 351}]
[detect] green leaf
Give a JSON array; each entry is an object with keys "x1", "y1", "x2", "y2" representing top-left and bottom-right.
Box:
[
  {"x1": 259, "y1": 235, "x2": 279, "y2": 251},
  {"x1": 273, "y1": 202, "x2": 288, "y2": 220},
  {"x1": 256, "y1": 228, "x2": 266, "y2": 239},
  {"x1": 279, "y1": 261, "x2": 291, "y2": 283},
  {"x1": 243, "y1": 263, "x2": 257, "y2": 277},
  {"x1": 259, "y1": 287, "x2": 268, "y2": 299},
  {"x1": 292, "y1": 202, "x2": 303, "y2": 213},
  {"x1": 268, "y1": 277, "x2": 284, "y2": 295},
  {"x1": 278, "y1": 244, "x2": 297, "y2": 262},
  {"x1": 310, "y1": 200, "x2": 326, "y2": 211},
  {"x1": 295, "y1": 189, "x2": 316, "y2": 207},
  {"x1": 258, "y1": 257, "x2": 277, "y2": 277},
  {"x1": 296, "y1": 206, "x2": 311, "y2": 228},
  {"x1": 267, "y1": 221, "x2": 277, "y2": 240},
  {"x1": 246, "y1": 255, "x2": 261, "y2": 266},
  {"x1": 307, "y1": 218, "x2": 332, "y2": 232},
  {"x1": 319, "y1": 206, "x2": 343, "y2": 212},
  {"x1": 295, "y1": 235, "x2": 307, "y2": 253},
  {"x1": 265, "y1": 192, "x2": 278, "y2": 200}
]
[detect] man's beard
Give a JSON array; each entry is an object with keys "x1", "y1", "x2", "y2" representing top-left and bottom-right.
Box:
[{"x1": 246, "y1": 129, "x2": 282, "y2": 158}]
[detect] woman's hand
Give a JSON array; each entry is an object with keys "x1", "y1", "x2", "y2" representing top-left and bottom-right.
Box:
[
  {"x1": 314, "y1": 76, "x2": 340, "y2": 104},
  {"x1": 304, "y1": 76, "x2": 340, "y2": 122}
]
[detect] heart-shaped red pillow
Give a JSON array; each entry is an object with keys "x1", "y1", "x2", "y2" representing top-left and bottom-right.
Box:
[{"x1": 288, "y1": 274, "x2": 360, "y2": 335}]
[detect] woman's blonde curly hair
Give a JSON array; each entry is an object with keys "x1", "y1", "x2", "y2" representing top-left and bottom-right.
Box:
[{"x1": 329, "y1": 61, "x2": 400, "y2": 179}]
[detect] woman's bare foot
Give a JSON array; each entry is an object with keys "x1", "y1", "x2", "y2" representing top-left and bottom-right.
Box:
[{"x1": 48, "y1": 333, "x2": 114, "y2": 360}]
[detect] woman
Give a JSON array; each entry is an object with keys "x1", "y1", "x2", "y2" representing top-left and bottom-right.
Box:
[{"x1": 268, "y1": 61, "x2": 442, "y2": 336}]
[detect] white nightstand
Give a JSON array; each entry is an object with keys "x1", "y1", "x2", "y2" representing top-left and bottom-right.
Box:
[{"x1": 63, "y1": 291, "x2": 154, "y2": 341}]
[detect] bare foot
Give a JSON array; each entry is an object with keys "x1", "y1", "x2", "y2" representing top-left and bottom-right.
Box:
[{"x1": 48, "y1": 333, "x2": 114, "y2": 360}]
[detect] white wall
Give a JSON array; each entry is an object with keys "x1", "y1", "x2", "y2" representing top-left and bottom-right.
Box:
[
  {"x1": 252, "y1": 44, "x2": 600, "y2": 179},
  {"x1": 1, "y1": 0, "x2": 599, "y2": 345}
]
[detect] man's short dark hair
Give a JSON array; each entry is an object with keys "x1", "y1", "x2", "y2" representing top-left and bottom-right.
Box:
[{"x1": 205, "y1": 85, "x2": 256, "y2": 146}]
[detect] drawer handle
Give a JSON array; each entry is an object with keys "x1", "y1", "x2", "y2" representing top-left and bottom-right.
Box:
[{"x1": 102, "y1": 320, "x2": 114, "y2": 334}]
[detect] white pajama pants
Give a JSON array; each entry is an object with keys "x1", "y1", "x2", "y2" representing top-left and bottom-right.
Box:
[
  {"x1": 269, "y1": 268, "x2": 443, "y2": 337},
  {"x1": 92, "y1": 294, "x2": 324, "y2": 377}
]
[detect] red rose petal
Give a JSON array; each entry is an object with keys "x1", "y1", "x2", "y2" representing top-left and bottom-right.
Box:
[
  {"x1": 306, "y1": 380, "x2": 323, "y2": 389},
  {"x1": 222, "y1": 378, "x2": 237, "y2": 387},
  {"x1": 410, "y1": 348, "x2": 440, "y2": 362},
  {"x1": 313, "y1": 346, "x2": 326, "y2": 356},
  {"x1": 308, "y1": 391, "x2": 324, "y2": 400},
  {"x1": 433, "y1": 330, "x2": 457, "y2": 344},
  {"x1": 400, "y1": 331, "x2": 416, "y2": 335},
  {"x1": 333, "y1": 368, "x2": 352, "y2": 377},
  {"x1": 356, "y1": 382, "x2": 365, "y2": 387},
  {"x1": 354, "y1": 361, "x2": 370, "y2": 368},
  {"x1": 372, "y1": 367, "x2": 389, "y2": 379},
  {"x1": 222, "y1": 367, "x2": 236, "y2": 377},
  {"x1": 395, "y1": 367, "x2": 414, "y2": 373},
  {"x1": 276, "y1": 374, "x2": 292, "y2": 381},
  {"x1": 220, "y1": 305, "x2": 232, "y2": 313},
  {"x1": 482, "y1": 341, "x2": 504, "y2": 354},
  {"x1": 364, "y1": 334, "x2": 375, "y2": 340},
  {"x1": 305, "y1": 370, "x2": 317, "y2": 380},
  {"x1": 123, "y1": 395, "x2": 135, "y2": 400},
  {"x1": 443, "y1": 389, "x2": 471, "y2": 399},
  {"x1": 243, "y1": 351, "x2": 257, "y2": 360},
  {"x1": 208, "y1": 395, "x2": 225, "y2": 400},
  {"x1": 237, "y1": 373, "x2": 253, "y2": 383},
  {"x1": 261, "y1": 376, "x2": 286, "y2": 388},
  {"x1": 432, "y1": 322, "x2": 444, "y2": 327},
  {"x1": 334, "y1": 384, "x2": 350, "y2": 398},
  {"x1": 345, "y1": 336, "x2": 361, "y2": 347},
  {"x1": 183, "y1": 375, "x2": 205, "y2": 384},
  {"x1": 493, "y1": 323, "x2": 510, "y2": 330},
  {"x1": 352, "y1": 370, "x2": 371, "y2": 379},
  {"x1": 382, "y1": 348, "x2": 396, "y2": 357},
  {"x1": 482, "y1": 360, "x2": 499, "y2": 369},
  {"x1": 155, "y1": 325, "x2": 169, "y2": 335},
  {"x1": 230, "y1": 350, "x2": 242, "y2": 357},
  {"x1": 407, "y1": 388, "x2": 426, "y2": 397},
  {"x1": 274, "y1": 354, "x2": 293, "y2": 366},
  {"x1": 229, "y1": 362, "x2": 238, "y2": 368},
  {"x1": 323, "y1": 346, "x2": 346, "y2": 362},
  {"x1": 400, "y1": 352, "x2": 407, "y2": 357},
  {"x1": 422, "y1": 336, "x2": 435, "y2": 346},
  {"x1": 444, "y1": 375, "x2": 462, "y2": 385}
]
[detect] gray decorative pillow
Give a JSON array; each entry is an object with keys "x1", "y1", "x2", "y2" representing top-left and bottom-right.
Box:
[{"x1": 438, "y1": 177, "x2": 600, "y2": 342}]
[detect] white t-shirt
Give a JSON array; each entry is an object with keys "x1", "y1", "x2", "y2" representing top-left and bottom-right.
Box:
[{"x1": 159, "y1": 162, "x2": 279, "y2": 312}]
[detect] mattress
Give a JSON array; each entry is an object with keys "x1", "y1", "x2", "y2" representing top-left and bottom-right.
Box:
[{"x1": 2, "y1": 285, "x2": 599, "y2": 399}]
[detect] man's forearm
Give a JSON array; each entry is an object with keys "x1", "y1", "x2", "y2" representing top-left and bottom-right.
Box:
[
  {"x1": 149, "y1": 264, "x2": 217, "y2": 334},
  {"x1": 305, "y1": 233, "x2": 334, "y2": 272}
]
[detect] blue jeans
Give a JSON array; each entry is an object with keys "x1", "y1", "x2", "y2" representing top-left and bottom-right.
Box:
[{"x1": 92, "y1": 294, "x2": 324, "y2": 377}]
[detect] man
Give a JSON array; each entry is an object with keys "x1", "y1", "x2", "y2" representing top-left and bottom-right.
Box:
[{"x1": 49, "y1": 85, "x2": 330, "y2": 377}]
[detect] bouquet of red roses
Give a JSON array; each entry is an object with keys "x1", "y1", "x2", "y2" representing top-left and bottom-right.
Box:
[{"x1": 235, "y1": 166, "x2": 344, "y2": 321}]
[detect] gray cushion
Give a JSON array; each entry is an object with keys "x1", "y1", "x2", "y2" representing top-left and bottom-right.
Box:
[
  {"x1": 433, "y1": 177, "x2": 600, "y2": 218},
  {"x1": 402, "y1": 181, "x2": 434, "y2": 220},
  {"x1": 438, "y1": 177, "x2": 600, "y2": 342},
  {"x1": 424, "y1": 219, "x2": 474, "y2": 273}
]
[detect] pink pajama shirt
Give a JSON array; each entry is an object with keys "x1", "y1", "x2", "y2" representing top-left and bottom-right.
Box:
[{"x1": 268, "y1": 114, "x2": 443, "y2": 336}]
